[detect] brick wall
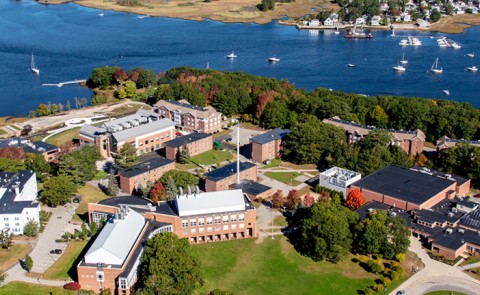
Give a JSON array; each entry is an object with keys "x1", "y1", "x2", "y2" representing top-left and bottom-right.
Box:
[
  {"x1": 118, "y1": 161, "x2": 176, "y2": 194},
  {"x1": 205, "y1": 166, "x2": 258, "y2": 192}
]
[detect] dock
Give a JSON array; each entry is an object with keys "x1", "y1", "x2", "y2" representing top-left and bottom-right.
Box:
[{"x1": 42, "y1": 79, "x2": 87, "y2": 87}]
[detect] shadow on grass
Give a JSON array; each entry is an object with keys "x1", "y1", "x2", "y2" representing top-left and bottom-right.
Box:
[{"x1": 66, "y1": 238, "x2": 96, "y2": 281}]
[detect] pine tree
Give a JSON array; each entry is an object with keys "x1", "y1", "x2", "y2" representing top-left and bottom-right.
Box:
[
  {"x1": 106, "y1": 174, "x2": 120, "y2": 196},
  {"x1": 165, "y1": 176, "x2": 178, "y2": 201},
  {"x1": 114, "y1": 143, "x2": 138, "y2": 168},
  {"x1": 66, "y1": 99, "x2": 71, "y2": 110},
  {"x1": 89, "y1": 221, "x2": 98, "y2": 237},
  {"x1": 24, "y1": 255, "x2": 33, "y2": 272},
  {"x1": 179, "y1": 143, "x2": 191, "y2": 164}
]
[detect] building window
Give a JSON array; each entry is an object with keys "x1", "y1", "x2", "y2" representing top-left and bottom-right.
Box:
[
  {"x1": 230, "y1": 215, "x2": 237, "y2": 222},
  {"x1": 182, "y1": 229, "x2": 188, "y2": 235},
  {"x1": 199, "y1": 228, "x2": 205, "y2": 233},
  {"x1": 239, "y1": 214, "x2": 245, "y2": 222},
  {"x1": 190, "y1": 220, "x2": 197, "y2": 227},
  {"x1": 198, "y1": 218, "x2": 205, "y2": 226},
  {"x1": 223, "y1": 225, "x2": 228, "y2": 230},
  {"x1": 119, "y1": 278, "x2": 127, "y2": 290},
  {"x1": 3, "y1": 218, "x2": 8, "y2": 221},
  {"x1": 231, "y1": 224, "x2": 237, "y2": 230},
  {"x1": 191, "y1": 228, "x2": 197, "y2": 234},
  {"x1": 15, "y1": 223, "x2": 20, "y2": 227},
  {"x1": 222, "y1": 216, "x2": 229, "y2": 223},
  {"x1": 214, "y1": 217, "x2": 221, "y2": 224},
  {"x1": 96, "y1": 271, "x2": 104, "y2": 282},
  {"x1": 239, "y1": 223, "x2": 244, "y2": 229},
  {"x1": 207, "y1": 227, "x2": 212, "y2": 232},
  {"x1": 182, "y1": 220, "x2": 188, "y2": 228},
  {"x1": 14, "y1": 217, "x2": 19, "y2": 221},
  {"x1": 5, "y1": 223, "x2": 9, "y2": 227},
  {"x1": 215, "y1": 226, "x2": 220, "y2": 231}
]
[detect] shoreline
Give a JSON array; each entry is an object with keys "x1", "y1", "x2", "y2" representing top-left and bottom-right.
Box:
[{"x1": 35, "y1": 0, "x2": 480, "y2": 33}]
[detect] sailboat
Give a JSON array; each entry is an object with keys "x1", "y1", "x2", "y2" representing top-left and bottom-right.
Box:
[
  {"x1": 400, "y1": 53, "x2": 408, "y2": 65},
  {"x1": 430, "y1": 58, "x2": 443, "y2": 74},
  {"x1": 31, "y1": 54, "x2": 39, "y2": 74},
  {"x1": 393, "y1": 63, "x2": 406, "y2": 72},
  {"x1": 226, "y1": 51, "x2": 237, "y2": 59}
]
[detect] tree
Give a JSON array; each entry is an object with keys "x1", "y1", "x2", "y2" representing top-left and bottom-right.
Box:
[
  {"x1": 88, "y1": 66, "x2": 120, "y2": 89},
  {"x1": 150, "y1": 181, "x2": 167, "y2": 203},
  {"x1": 50, "y1": 104, "x2": 58, "y2": 114},
  {"x1": 367, "y1": 105, "x2": 389, "y2": 128},
  {"x1": 117, "y1": 88, "x2": 127, "y2": 99},
  {"x1": 345, "y1": 189, "x2": 365, "y2": 210},
  {"x1": 178, "y1": 143, "x2": 191, "y2": 164},
  {"x1": 41, "y1": 176, "x2": 76, "y2": 206},
  {"x1": 57, "y1": 103, "x2": 64, "y2": 112},
  {"x1": 89, "y1": 221, "x2": 98, "y2": 237},
  {"x1": 303, "y1": 193, "x2": 315, "y2": 207},
  {"x1": 285, "y1": 189, "x2": 301, "y2": 211},
  {"x1": 66, "y1": 99, "x2": 71, "y2": 111},
  {"x1": 125, "y1": 80, "x2": 137, "y2": 98},
  {"x1": 262, "y1": 100, "x2": 290, "y2": 129},
  {"x1": 208, "y1": 290, "x2": 234, "y2": 295},
  {"x1": 164, "y1": 176, "x2": 178, "y2": 201},
  {"x1": 271, "y1": 190, "x2": 284, "y2": 208},
  {"x1": 113, "y1": 68, "x2": 128, "y2": 84},
  {"x1": 258, "y1": 0, "x2": 275, "y2": 11},
  {"x1": 24, "y1": 255, "x2": 33, "y2": 272},
  {"x1": 0, "y1": 230, "x2": 13, "y2": 250},
  {"x1": 137, "y1": 69, "x2": 157, "y2": 88},
  {"x1": 142, "y1": 181, "x2": 154, "y2": 199},
  {"x1": 0, "y1": 157, "x2": 25, "y2": 172},
  {"x1": 295, "y1": 200, "x2": 358, "y2": 263},
  {"x1": 430, "y1": 9, "x2": 441, "y2": 22},
  {"x1": 114, "y1": 143, "x2": 138, "y2": 169},
  {"x1": 387, "y1": 216, "x2": 411, "y2": 256},
  {"x1": 23, "y1": 220, "x2": 39, "y2": 237},
  {"x1": 80, "y1": 97, "x2": 88, "y2": 108},
  {"x1": 159, "y1": 170, "x2": 199, "y2": 190},
  {"x1": 80, "y1": 222, "x2": 88, "y2": 240},
  {"x1": 25, "y1": 153, "x2": 51, "y2": 181},
  {"x1": 0, "y1": 148, "x2": 25, "y2": 161},
  {"x1": 35, "y1": 104, "x2": 50, "y2": 117},
  {"x1": 58, "y1": 145, "x2": 99, "y2": 186},
  {"x1": 136, "y1": 232, "x2": 204, "y2": 295},
  {"x1": 106, "y1": 174, "x2": 119, "y2": 197}
]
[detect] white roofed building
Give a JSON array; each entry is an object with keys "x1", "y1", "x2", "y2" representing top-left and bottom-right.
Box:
[{"x1": 319, "y1": 167, "x2": 362, "y2": 198}]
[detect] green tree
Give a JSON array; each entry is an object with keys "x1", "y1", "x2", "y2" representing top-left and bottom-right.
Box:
[
  {"x1": 0, "y1": 157, "x2": 26, "y2": 172},
  {"x1": 35, "y1": 104, "x2": 50, "y2": 117},
  {"x1": 117, "y1": 88, "x2": 127, "y2": 99},
  {"x1": 23, "y1": 220, "x2": 39, "y2": 237},
  {"x1": 164, "y1": 176, "x2": 178, "y2": 201},
  {"x1": 137, "y1": 69, "x2": 157, "y2": 88},
  {"x1": 388, "y1": 216, "x2": 411, "y2": 256},
  {"x1": 92, "y1": 95, "x2": 108, "y2": 106},
  {"x1": 40, "y1": 176, "x2": 76, "y2": 206},
  {"x1": 125, "y1": 80, "x2": 137, "y2": 98},
  {"x1": 160, "y1": 170, "x2": 199, "y2": 190},
  {"x1": 114, "y1": 143, "x2": 138, "y2": 169},
  {"x1": 179, "y1": 143, "x2": 191, "y2": 164},
  {"x1": 356, "y1": 211, "x2": 388, "y2": 255},
  {"x1": 430, "y1": 9, "x2": 441, "y2": 22},
  {"x1": 367, "y1": 105, "x2": 389, "y2": 128},
  {"x1": 142, "y1": 181, "x2": 154, "y2": 199},
  {"x1": 50, "y1": 104, "x2": 58, "y2": 114},
  {"x1": 0, "y1": 230, "x2": 13, "y2": 250},
  {"x1": 25, "y1": 153, "x2": 51, "y2": 181},
  {"x1": 295, "y1": 200, "x2": 358, "y2": 263},
  {"x1": 89, "y1": 220, "x2": 98, "y2": 237},
  {"x1": 106, "y1": 174, "x2": 120, "y2": 197},
  {"x1": 137, "y1": 232, "x2": 204, "y2": 295},
  {"x1": 88, "y1": 66, "x2": 120, "y2": 89},
  {"x1": 154, "y1": 85, "x2": 175, "y2": 102},
  {"x1": 0, "y1": 270, "x2": 6, "y2": 284},
  {"x1": 262, "y1": 100, "x2": 290, "y2": 129},
  {"x1": 80, "y1": 222, "x2": 88, "y2": 240},
  {"x1": 24, "y1": 255, "x2": 33, "y2": 273},
  {"x1": 59, "y1": 147, "x2": 98, "y2": 186},
  {"x1": 208, "y1": 290, "x2": 234, "y2": 295}
]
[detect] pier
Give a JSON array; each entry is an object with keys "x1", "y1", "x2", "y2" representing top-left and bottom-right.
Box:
[{"x1": 42, "y1": 79, "x2": 87, "y2": 87}]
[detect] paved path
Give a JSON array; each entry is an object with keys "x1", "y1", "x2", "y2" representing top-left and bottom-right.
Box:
[{"x1": 390, "y1": 237, "x2": 480, "y2": 295}]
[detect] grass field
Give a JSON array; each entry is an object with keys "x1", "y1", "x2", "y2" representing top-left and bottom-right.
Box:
[
  {"x1": 270, "y1": 215, "x2": 288, "y2": 227},
  {"x1": 0, "y1": 244, "x2": 32, "y2": 270},
  {"x1": 425, "y1": 292, "x2": 467, "y2": 295},
  {"x1": 74, "y1": 184, "x2": 109, "y2": 222},
  {"x1": 42, "y1": 241, "x2": 88, "y2": 280},
  {"x1": 92, "y1": 170, "x2": 108, "y2": 181},
  {"x1": 0, "y1": 282, "x2": 73, "y2": 295},
  {"x1": 263, "y1": 158, "x2": 281, "y2": 169},
  {"x1": 460, "y1": 255, "x2": 480, "y2": 266},
  {"x1": 264, "y1": 171, "x2": 301, "y2": 186},
  {"x1": 45, "y1": 127, "x2": 80, "y2": 146},
  {"x1": 191, "y1": 237, "x2": 375, "y2": 295},
  {"x1": 191, "y1": 150, "x2": 232, "y2": 166}
]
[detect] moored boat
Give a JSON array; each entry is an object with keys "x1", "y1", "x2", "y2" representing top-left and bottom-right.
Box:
[
  {"x1": 400, "y1": 53, "x2": 408, "y2": 65},
  {"x1": 268, "y1": 56, "x2": 280, "y2": 62},
  {"x1": 443, "y1": 90, "x2": 450, "y2": 95},
  {"x1": 393, "y1": 63, "x2": 406, "y2": 72},
  {"x1": 226, "y1": 51, "x2": 237, "y2": 59},
  {"x1": 31, "y1": 53, "x2": 39, "y2": 75},
  {"x1": 430, "y1": 58, "x2": 443, "y2": 74},
  {"x1": 467, "y1": 66, "x2": 478, "y2": 72}
]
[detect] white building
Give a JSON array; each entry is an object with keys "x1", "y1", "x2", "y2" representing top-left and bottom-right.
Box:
[
  {"x1": 319, "y1": 167, "x2": 362, "y2": 198},
  {"x1": 323, "y1": 18, "x2": 334, "y2": 26},
  {"x1": 309, "y1": 19, "x2": 320, "y2": 27},
  {"x1": 0, "y1": 171, "x2": 40, "y2": 235},
  {"x1": 371, "y1": 15, "x2": 382, "y2": 26},
  {"x1": 355, "y1": 18, "x2": 366, "y2": 25}
]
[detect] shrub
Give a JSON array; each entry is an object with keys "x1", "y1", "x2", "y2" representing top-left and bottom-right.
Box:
[
  {"x1": 367, "y1": 260, "x2": 383, "y2": 273},
  {"x1": 357, "y1": 255, "x2": 369, "y2": 264},
  {"x1": 391, "y1": 260, "x2": 400, "y2": 268},
  {"x1": 395, "y1": 253, "x2": 406, "y2": 262},
  {"x1": 373, "y1": 284, "x2": 384, "y2": 293},
  {"x1": 364, "y1": 287, "x2": 374, "y2": 295},
  {"x1": 373, "y1": 254, "x2": 383, "y2": 260},
  {"x1": 63, "y1": 282, "x2": 81, "y2": 291}
]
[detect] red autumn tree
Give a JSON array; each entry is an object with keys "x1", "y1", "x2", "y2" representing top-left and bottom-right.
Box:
[
  {"x1": 255, "y1": 90, "x2": 277, "y2": 119},
  {"x1": 0, "y1": 147, "x2": 25, "y2": 161},
  {"x1": 150, "y1": 181, "x2": 166, "y2": 203},
  {"x1": 345, "y1": 189, "x2": 365, "y2": 210},
  {"x1": 285, "y1": 189, "x2": 301, "y2": 211},
  {"x1": 271, "y1": 190, "x2": 284, "y2": 209},
  {"x1": 113, "y1": 68, "x2": 128, "y2": 84},
  {"x1": 303, "y1": 192, "x2": 315, "y2": 207}
]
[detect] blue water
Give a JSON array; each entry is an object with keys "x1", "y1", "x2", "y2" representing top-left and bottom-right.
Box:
[{"x1": 1, "y1": 0, "x2": 479, "y2": 117}]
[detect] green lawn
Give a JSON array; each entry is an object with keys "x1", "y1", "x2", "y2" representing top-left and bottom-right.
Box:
[
  {"x1": 270, "y1": 215, "x2": 288, "y2": 227},
  {"x1": 0, "y1": 244, "x2": 32, "y2": 270},
  {"x1": 264, "y1": 171, "x2": 301, "y2": 186},
  {"x1": 425, "y1": 292, "x2": 467, "y2": 295},
  {"x1": 74, "y1": 184, "x2": 109, "y2": 222},
  {"x1": 263, "y1": 158, "x2": 281, "y2": 169},
  {"x1": 213, "y1": 129, "x2": 231, "y2": 138},
  {"x1": 190, "y1": 150, "x2": 232, "y2": 166},
  {"x1": 460, "y1": 255, "x2": 480, "y2": 266},
  {"x1": 0, "y1": 282, "x2": 73, "y2": 295},
  {"x1": 92, "y1": 170, "x2": 108, "y2": 181},
  {"x1": 190, "y1": 237, "x2": 375, "y2": 295},
  {"x1": 45, "y1": 127, "x2": 80, "y2": 146},
  {"x1": 43, "y1": 241, "x2": 88, "y2": 280}
]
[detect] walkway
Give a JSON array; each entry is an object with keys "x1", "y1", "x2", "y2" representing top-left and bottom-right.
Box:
[{"x1": 390, "y1": 237, "x2": 480, "y2": 295}]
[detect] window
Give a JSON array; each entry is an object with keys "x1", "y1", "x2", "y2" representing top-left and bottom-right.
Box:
[
  {"x1": 215, "y1": 226, "x2": 220, "y2": 231},
  {"x1": 230, "y1": 215, "x2": 237, "y2": 222},
  {"x1": 145, "y1": 140, "x2": 148, "y2": 144},
  {"x1": 231, "y1": 224, "x2": 237, "y2": 230},
  {"x1": 239, "y1": 223, "x2": 244, "y2": 229},
  {"x1": 14, "y1": 217, "x2": 19, "y2": 221},
  {"x1": 199, "y1": 228, "x2": 205, "y2": 233},
  {"x1": 119, "y1": 278, "x2": 127, "y2": 290},
  {"x1": 190, "y1": 220, "x2": 197, "y2": 227},
  {"x1": 15, "y1": 223, "x2": 20, "y2": 227},
  {"x1": 198, "y1": 218, "x2": 205, "y2": 226},
  {"x1": 182, "y1": 229, "x2": 188, "y2": 235},
  {"x1": 214, "y1": 217, "x2": 221, "y2": 224},
  {"x1": 191, "y1": 228, "x2": 197, "y2": 234},
  {"x1": 223, "y1": 225, "x2": 229, "y2": 230},
  {"x1": 3, "y1": 218, "x2": 8, "y2": 221},
  {"x1": 96, "y1": 272, "x2": 104, "y2": 282},
  {"x1": 4, "y1": 223, "x2": 9, "y2": 227},
  {"x1": 239, "y1": 214, "x2": 245, "y2": 222},
  {"x1": 182, "y1": 220, "x2": 188, "y2": 228},
  {"x1": 222, "y1": 215, "x2": 229, "y2": 223},
  {"x1": 207, "y1": 227, "x2": 212, "y2": 232}
]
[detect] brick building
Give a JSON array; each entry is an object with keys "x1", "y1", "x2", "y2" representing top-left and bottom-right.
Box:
[
  {"x1": 436, "y1": 135, "x2": 480, "y2": 152},
  {"x1": 349, "y1": 165, "x2": 470, "y2": 211},
  {"x1": 203, "y1": 161, "x2": 257, "y2": 192},
  {"x1": 155, "y1": 99, "x2": 223, "y2": 133},
  {"x1": 0, "y1": 137, "x2": 59, "y2": 162},
  {"x1": 79, "y1": 109, "x2": 176, "y2": 158},
  {"x1": 250, "y1": 128, "x2": 290, "y2": 163},
  {"x1": 322, "y1": 116, "x2": 425, "y2": 155},
  {"x1": 164, "y1": 132, "x2": 213, "y2": 161},
  {"x1": 118, "y1": 157, "x2": 175, "y2": 194}
]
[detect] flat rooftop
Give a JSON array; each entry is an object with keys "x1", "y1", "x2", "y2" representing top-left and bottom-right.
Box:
[
  {"x1": 119, "y1": 157, "x2": 174, "y2": 178},
  {"x1": 165, "y1": 132, "x2": 211, "y2": 148},
  {"x1": 0, "y1": 138, "x2": 57, "y2": 154},
  {"x1": 250, "y1": 128, "x2": 290, "y2": 145},
  {"x1": 430, "y1": 227, "x2": 480, "y2": 251},
  {"x1": 352, "y1": 165, "x2": 456, "y2": 206},
  {"x1": 204, "y1": 161, "x2": 256, "y2": 182},
  {"x1": 410, "y1": 166, "x2": 469, "y2": 187},
  {"x1": 175, "y1": 189, "x2": 248, "y2": 217},
  {"x1": 230, "y1": 180, "x2": 272, "y2": 197}
]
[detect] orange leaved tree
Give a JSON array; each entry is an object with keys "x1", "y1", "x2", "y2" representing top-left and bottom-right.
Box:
[{"x1": 345, "y1": 189, "x2": 365, "y2": 210}]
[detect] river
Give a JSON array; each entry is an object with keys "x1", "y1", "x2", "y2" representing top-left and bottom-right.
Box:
[{"x1": 1, "y1": 0, "x2": 479, "y2": 117}]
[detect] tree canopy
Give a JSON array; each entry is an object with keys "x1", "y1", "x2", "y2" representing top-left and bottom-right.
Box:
[
  {"x1": 40, "y1": 175, "x2": 76, "y2": 206},
  {"x1": 114, "y1": 143, "x2": 138, "y2": 169},
  {"x1": 159, "y1": 170, "x2": 199, "y2": 191},
  {"x1": 137, "y1": 232, "x2": 204, "y2": 295}
]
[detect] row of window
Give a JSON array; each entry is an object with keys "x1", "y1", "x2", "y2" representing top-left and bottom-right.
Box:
[
  {"x1": 182, "y1": 224, "x2": 245, "y2": 235},
  {"x1": 3, "y1": 223, "x2": 21, "y2": 227},
  {"x1": 181, "y1": 215, "x2": 245, "y2": 228},
  {"x1": 3, "y1": 217, "x2": 20, "y2": 221}
]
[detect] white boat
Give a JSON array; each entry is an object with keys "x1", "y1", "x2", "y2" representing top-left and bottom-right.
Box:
[
  {"x1": 138, "y1": 14, "x2": 150, "y2": 19},
  {"x1": 347, "y1": 64, "x2": 355, "y2": 68},
  {"x1": 206, "y1": 62, "x2": 210, "y2": 69},
  {"x1": 467, "y1": 53, "x2": 475, "y2": 58},
  {"x1": 443, "y1": 90, "x2": 450, "y2": 95},
  {"x1": 393, "y1": 63, "x2": 406, "y2": 72},
  {"x1": 400, "y1": 53, "x2": 408, "y2": 65},
  {"x1": 226, "y1": 51, "x2": 237, "y2": 59},
  {"x1": 31, "y1": 53, "x2": 39, "y2": 75},
  {"x1": 451, "y1": 42, "x2": 461, "y2": 49},
  {"x1": 430, "y1": 58, "x2": 443, "y2": 74},
  {"x1": 268, "y1": 56, "x2": 280, "y2": 63},
  {"x1": 391, "y1": 29, "x2": 395, "y2": 37},
  {"x1": 99, "y1": 13, "x2": 104, "y2": 17},
  {"x1": 467, "y1": 66, "x2": 478, "y2": 72},
  {"x1": 399, "y1": 39, "x2": 409, "y2": 46},
  {"x1": 437, "y1": 38, "x2": 448, "y2": 47},
  {"x1": 412, "y1": 37, "x2": 422, "y2": 46}
]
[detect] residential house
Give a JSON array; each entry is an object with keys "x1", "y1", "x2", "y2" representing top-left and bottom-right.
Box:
[
  {"x1": 155, "y1": 99, "x2": 223, "y2": 134},
  {"x1": 370, "y1": 15, "x2": 382, "y2": 26},
  {"x1": 309, "y1": 19, "x2": 320, "y2": 27},
  {"x1": 323, "y1": 18, "x2": 334, "y2": 26},
  {"x1": 355, "y1": 18, "x2": 366, "y2": 25}
]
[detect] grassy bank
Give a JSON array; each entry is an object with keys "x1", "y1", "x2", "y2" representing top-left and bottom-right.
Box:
[
  {"x1": 0, "y1": 282, "x2": 73, "y2": 295},
  {"x1": 42, "y1": 241, "x2": 88, "y2": 280},
  {"x1": 0, "y1": 244, "x2": 32, "y2": 270},
  {"x1": 45, "y1": 127, "x2": 80, "y2": 146}
]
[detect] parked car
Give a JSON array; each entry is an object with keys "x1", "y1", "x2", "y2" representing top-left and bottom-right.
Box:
[
  {"x1": 396, "y1": 291, "x2": 407, "y2": 295},
  {"x1": 225, "y1": 137, "x2": 233, "y2": 142},
  {"x1": 50, "y1": 249, "x2": 62, "y2": 255}
]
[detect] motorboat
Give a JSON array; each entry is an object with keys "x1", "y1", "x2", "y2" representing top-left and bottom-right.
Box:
[
  {"x1": 467, "y1": 53, "x2": 475, "y2": 58},
  {"x1": 99, "y1": 13, "x2": 105, "y2": 16},
  {"x1": 399, "y1": 39, "x2": 409, "y2": 46},
  {"x1": 412, "y1": 37, "x2": 422, "y2": 46},
  {"x1": 226, "y1": 51, "x2": 237, "y2": 59},
  {"x1": 437, "y1": 38, "x2": 448, "y2": 47},
  {"x1": 443, "y1": 90, "x2": 450, "y2": 95},
  {"x1": 138, "y1": 15, "x2": 151, "y2": 19},
  {"x1": 393, "y1": 63, "x2": 406, "y2": 72},
  {"x1": 451, "y1": 42, "x2": 461, "y2": 49},
  {"x1": 268, "y1": 56, "x2": 280, "y2": 62},
  {"x1": 347, "y1": 64, "x2": 355, "y2": 68},
  {"x1": 430, "y1": 58, "x2": 443, "y2": 74},
  {"x1": 31, "y1": 53, "x2": 39, "y2": 75},
  {"x1": 467, "y1": 66, "x2": 478, "y2": 72},
  {"x1": 400, "y1": 53, "x2": 408, "y2": 65}
]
